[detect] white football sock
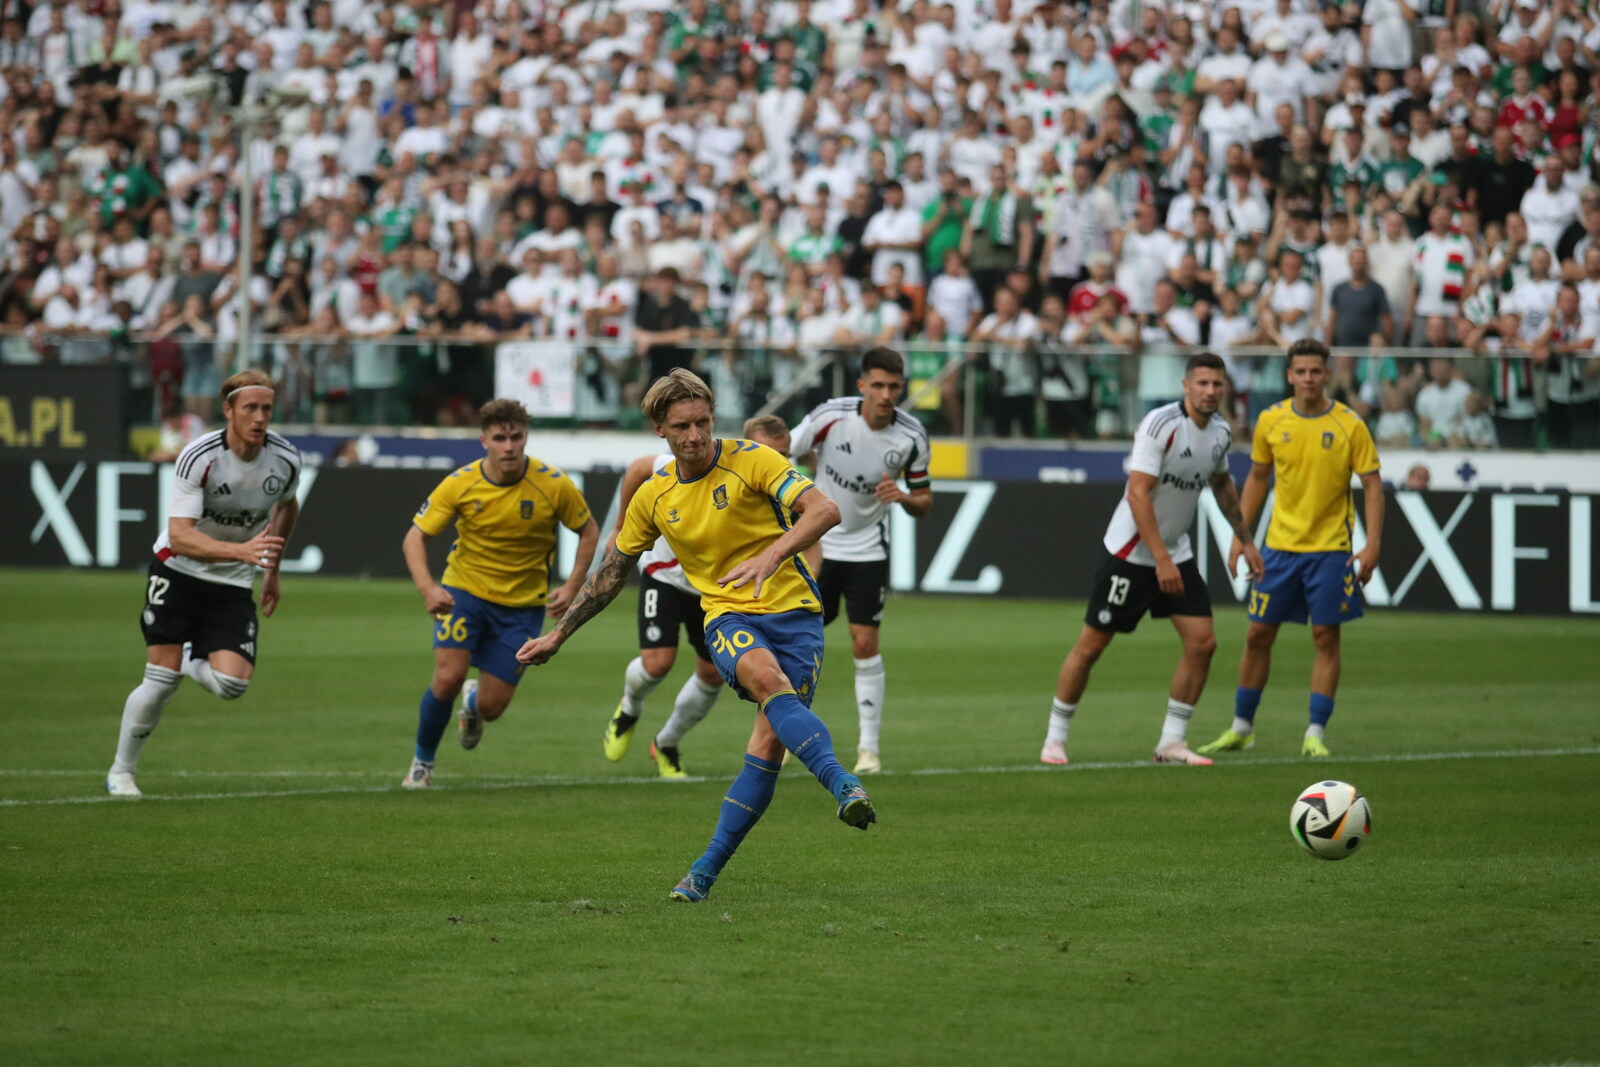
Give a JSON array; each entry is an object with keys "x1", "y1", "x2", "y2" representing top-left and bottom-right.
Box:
[
  {"x1": 854, "y1": 655, "x2": 885, "y2": 753},
  {"x1": 655, "y1": 675, "x2": 721, "y2": 748},
  {"x1": 111, "y1": 665, "x2": 181, "y2": 774},
  {"x1": 1158, "y1": 698, "x2": 1195, "y2": 750},
  {"x1": 621, "y1": 656, "x2": 665, "y2": 716},
  {"x1": 1305, "y1": 723, "x2": 1326, "y2": 740},
  {"x1": 183, "y1": 655, "x2": 250, "y2": 700},
  {"x1": 1231, "y1": 717, "x2": 1255, "y2": 736},
  {"x1": 1046, "y1": 698, "x2": 1076, "y2": 745}
]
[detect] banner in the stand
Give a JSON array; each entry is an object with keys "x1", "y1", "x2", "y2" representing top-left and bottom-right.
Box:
[{"x1": 494, "y1": 342, "x2": 578, "y2": 418}]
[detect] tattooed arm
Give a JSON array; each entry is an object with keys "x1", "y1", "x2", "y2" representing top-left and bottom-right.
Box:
[
  {"x1": 1213, "y1": 468, "x2": 1266, "y2": 583},
  {"x1": 516, "y1": 545, "x2": 640, "y2": 666}
]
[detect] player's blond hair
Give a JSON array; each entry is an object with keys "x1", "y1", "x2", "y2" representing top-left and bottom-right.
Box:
[
  {"x1": 641, "y1": 368, "x2": 716, "y2": 426},
  {"x1": 742, "y1": 414, "x2": 789, "y2": 440},
  {"x1": 219, "y1": 369, "x2": 274, "y2": 407},
  {"x1": 479, "y1": 398, "x2": 531, "y2": 432}
]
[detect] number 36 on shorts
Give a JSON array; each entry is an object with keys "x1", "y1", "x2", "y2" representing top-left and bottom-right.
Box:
[{"x1": 435, "y1": 614, "x2": 470, "y2": 642}]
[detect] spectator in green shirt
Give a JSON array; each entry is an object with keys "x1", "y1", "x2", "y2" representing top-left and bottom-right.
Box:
[{"x1": 921, "y1": 170, "x2": 972, "y2": 278}]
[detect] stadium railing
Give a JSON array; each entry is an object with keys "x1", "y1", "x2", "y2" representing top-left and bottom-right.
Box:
[{"x1": 2, "y1": 332, "x2": 1588, "y2": 454}]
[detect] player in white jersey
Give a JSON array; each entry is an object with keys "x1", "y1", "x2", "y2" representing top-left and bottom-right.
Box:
[
  {"x1": 788, "y1": 347, "x2": 932, "y2": 774},
  {"x1": 106, "y1": 370, "x2": 302, "y2": 797},
  {"x1": 1039, "y1": 354, "x2": 1264, "y2": 767},
  {"x1": 602, "y1": 415, "x2": 800, "y2": 776}
]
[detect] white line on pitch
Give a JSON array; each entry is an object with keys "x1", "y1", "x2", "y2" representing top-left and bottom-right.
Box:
[{"x1": 2, "y1": 746, "x2": 1598, "y2": 808}]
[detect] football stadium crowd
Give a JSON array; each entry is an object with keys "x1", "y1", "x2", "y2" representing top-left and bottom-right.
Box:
[{"x1": 1, "y1": 0, "x2": 1598, "y2": 447}]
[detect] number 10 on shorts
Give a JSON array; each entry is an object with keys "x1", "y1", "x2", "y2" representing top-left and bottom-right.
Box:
[{"x1": 710, "y1": 629, "x2": 754, "y2": 657}]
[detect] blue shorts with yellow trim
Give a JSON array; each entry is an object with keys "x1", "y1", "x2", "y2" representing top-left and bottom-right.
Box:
[
  {"x1": 1248, "y1": 549, "x2": 1364, "y2": 627},
  {"x1": 705, "y1": 609, "x2": 824, "y2": 708},
  {"x1": 432, "y1": 584, "x2": 545, "y2": 685}
]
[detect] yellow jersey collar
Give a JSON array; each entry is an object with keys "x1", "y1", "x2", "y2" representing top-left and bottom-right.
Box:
[{"x1": 676, "y1": 440, "x2": 723, "y2": 483}]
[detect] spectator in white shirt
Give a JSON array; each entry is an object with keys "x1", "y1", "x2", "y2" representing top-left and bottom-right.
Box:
[
  {"x1": 1113, "y1": 201, "x2": 1181, "y2": 315},
  {"x1": 1520, "y1": 156, "x2": 1581, "y2": 252},
  {"x1": 861, "y1": 181, "x2": 925, "y2": 287},
  {"x1": 926, "y1": 250, "x2": 985, "y2": 339},
  {"x1": 1260, "y1": 250, "x2": 1319, "y2": 346},
  {"x1": 1415, "y1": 357, "x2": 1474, "y2": 447}
]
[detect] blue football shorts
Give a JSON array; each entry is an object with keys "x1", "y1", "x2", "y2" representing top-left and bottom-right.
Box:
[
  {"x1": 1247, "y1": 549, "x2": 1364, "y2": 627},
  {"x1": 705, "y1": 609, "x2": 825, "y2": 708},
  {"x1": 432, "y1": 584, "x2": 545, "y2": 685}
]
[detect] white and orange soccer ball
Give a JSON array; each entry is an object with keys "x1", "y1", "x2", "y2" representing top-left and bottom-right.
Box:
[{"x1": 1290, "y1": 780, "x2": 1372, "y2": 860}]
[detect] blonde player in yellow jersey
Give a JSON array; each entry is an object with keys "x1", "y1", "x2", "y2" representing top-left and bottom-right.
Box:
[
  {"x1": 400, "y1": 399, "x2": 600, "y2": 788},
  {"x1": 517, "y1": 370, "x2": 876, "y2": 904},
  {"x1": 1199, "y1": 339, "x2": 1384, "y2": 759}
]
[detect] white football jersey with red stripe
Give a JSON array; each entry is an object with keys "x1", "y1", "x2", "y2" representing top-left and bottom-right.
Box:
[
  {"x1": 789, "y1": 398, "x2": 932, "y2": 563},
  {"x1": 639, "y1": 453, "x2": 696, "y2": 594},
  {"x1": 154, "y1": 429, "x2": 301, "y2": 588},
  {"x1": 1102, "y1": 402, "x2": 1232, "y2": 567}
]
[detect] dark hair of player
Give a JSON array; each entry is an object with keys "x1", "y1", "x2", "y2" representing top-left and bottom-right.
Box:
[
  {"x1": 478, "y1": 398, "x2": 531, "y2": 432},
  {"x1": 219, "y1": 369, "x2": 274, "y2": 406},
  {"x1": 642, "y1": 367, "x2": 716, "y2": 426},
  {"x1": 1185, "y1": 352, "x2": 1227, "y2": 376},
  {"x1": 860, "y1": 346, "x2": 905, "y2": 378},
  {"x1": 743, "y1": 413, "x2": 790, "y2": 439},
  {"x1": 1287, "y1": 338, "x2": 1331, "y2": 364}
]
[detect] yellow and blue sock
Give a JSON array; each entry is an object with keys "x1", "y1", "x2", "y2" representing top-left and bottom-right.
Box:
[
  {"x1": 415, "y1": 688, "x2": 452, "y2": 762},
  {"x1": 1232, "y1": 686, "x2": 1263, "y2": 736},
  {"x1": 690, "y1": 754, "x2": 782, "y2": 880},
  {"x1": 759, "y1": 689, "x2": 857, "y2": 801},
  {"x1": 1306, "y1": 693, "x2": 1334, "y2": 740}
]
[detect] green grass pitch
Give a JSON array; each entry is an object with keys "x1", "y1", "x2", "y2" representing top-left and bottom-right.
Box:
[{"x1": 1, "y1": 568, "x2": 1597, "y2": 1066}]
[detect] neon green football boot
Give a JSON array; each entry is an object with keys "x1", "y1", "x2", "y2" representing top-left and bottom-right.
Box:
[
  {"x1": 602, "y1": 702, "x2": 638, "y2": 762},
  {"x1": 1302, "y1": 736, "x2": 1332, "y2": 758},
  {"x1": 1196, "y1": 729, "x2": 1256, "y2": 755}
]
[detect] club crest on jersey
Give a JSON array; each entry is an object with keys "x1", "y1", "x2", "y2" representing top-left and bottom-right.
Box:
[
  {"x1": 264, "y1": 474, "x2": 283, "y2": 495},
  {"x1": 520, "y1": 500, "x2": 534, "y2": 519},
  {"x1": 1322, "y1": 431, "x2": 1335, "y2": 450},
  {"x1": 884, "y1": 448, "x2": 904, "y2": 470},
  {"x1": 666, "y1": 507, "x2": 681, "y2": 524},
  {"x1": 1211, "y1": 441, "x2": 1228, "y2": 466},
  {"x1": 1281, "y1": 431, "x2": 1292, "y2": 443},
  {"x1": 712, "y1": 484, "x2": 729, "y2": 510}
]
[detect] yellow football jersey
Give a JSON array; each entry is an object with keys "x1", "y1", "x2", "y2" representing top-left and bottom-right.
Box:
[
  {"x1": 616, "y1": 439, "x2": 821, "y2": 624},
  {"x1": 414, "y1": 459, "x2": 593, "y2": 608},
  {"x1": 1251, "y1": 400, "x2": 1381, "y2": 553}
]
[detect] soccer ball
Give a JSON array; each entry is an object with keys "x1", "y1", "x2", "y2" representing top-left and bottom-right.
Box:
[{"x1": 1290, "y1": 780, "x2": 1372, "y2": 860}]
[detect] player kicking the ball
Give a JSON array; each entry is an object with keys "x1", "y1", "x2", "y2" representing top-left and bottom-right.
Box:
[
  {"x1": 106, "y1": 370, "x2": 301, "y2": 797},
  {"x1": 1198, "y1": 339, "x2": 1382, "y2": 759},
  {"x1": 601, "y1": 414, "x2": 798, "y2": 778},
  {"x1": 1040, "y1": 353, "x2": 1264, "y2": 767},
  {"x1": 519, "y1": 369, "x2": 873, "y2": 903},
  {"x1": 400, "y1": 399, "x2": 599, "y2": 788},
  {"x1": 788, "y1": 347, "x2": 932, "y2": 774}
]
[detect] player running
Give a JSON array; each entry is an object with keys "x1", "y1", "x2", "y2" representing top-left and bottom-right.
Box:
[
  {"x1": 601, "y1": 414, "x2": 798, "y2": 778},
  {"x1": 1040, "y1": 353, "x2": 1264, "y2": 767},
  {"x1": 788, "y1": 347, "x2": 932, "y2": 774},
  {"x1": 1198, "y1": 338, "x2": 1383, "y2": 759},
  {"x1": 518, "y1": 369, "x2": 874, "y2": 904},
  {"x1": 106, "y1": 370, "x2": 301, "y2": 798},
  {"x1": 400, "y1": 399, "x2": 599, "y2": 788}
]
